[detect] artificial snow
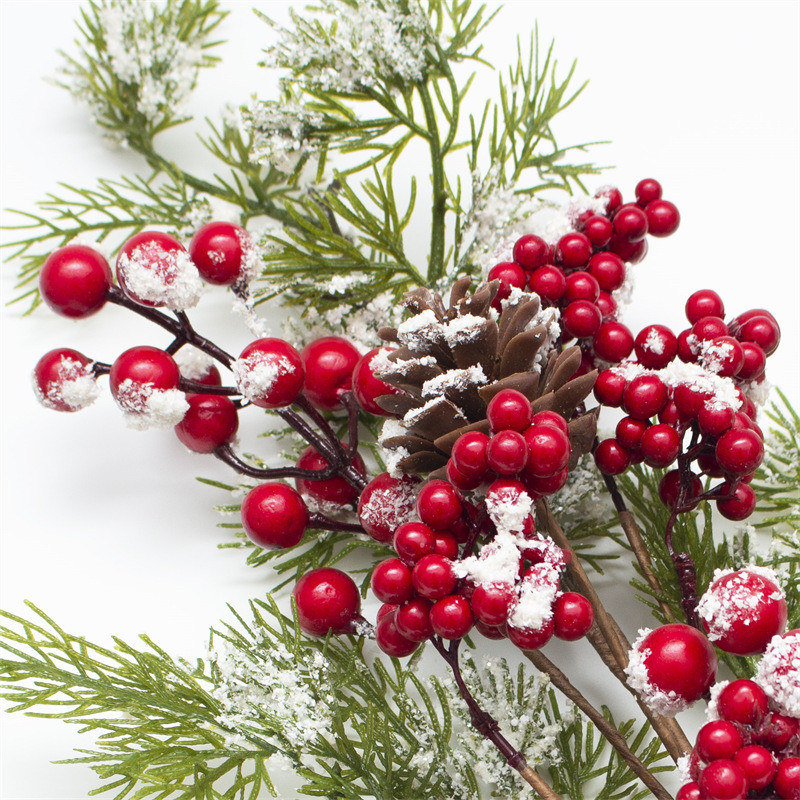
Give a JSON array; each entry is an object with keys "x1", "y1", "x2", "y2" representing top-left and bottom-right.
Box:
[
  {"x1": 421, "y1": 365, "x2": 487, "y2": 398},
  {"x1": 442, "y1": 314, "x2": 486, "y2": 347},
  {"x1": 358, "y1": 478, "x2": 417, "y2": 533},
  {"x1": 507, "y1": 563, "x2": 560, "y2": 631},
  {"x1": 453, "y1": 530, "x2": 522, "y2": 587},
  {"x1": 232, "y1": 353, "x2": 294, "y2": 403},
  {"x1": 396, "y1": 309, "x2": 442, "y2": 349},
  {"x1": 174, "y1": 346, "x2": 215, "y2": 382},
  {"x1": 754, "y1": 631, "x2": 800, "y2": 718},
  {"x1": 624, "y1": 628, "x2": 689, "y2": 717},
  {"x1": 33, "y1": 356, "x2": 100, "y2": 411},
  {"x1": 114, "y1": 380, "x2": 188, "y2": 430}
]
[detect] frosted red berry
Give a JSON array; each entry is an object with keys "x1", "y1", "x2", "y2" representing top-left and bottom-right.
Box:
[
  {"x1": 375, "y1": 613, "x2": 419, "y2": 657},
  {"x1": 241, "y1": 482, "x2": 308, "y2": 549},
  {"x1": 635, "y1": 178, "x2": 662, "y2": 206},
  {"x1": 677, "y1": 329, "x2": 699, "y2": 363},
  {"x1": 33, "y1": 348, "x2": 97, "y2": 412},
  {"x1": 528, "y1": 265, "x2": 566, "y2": 303},
  {"x1": 39, "y1": 244, "x2": 111, "y2": 318},
  {"x1": 513, "y1": 234, "x2": 549, "y2": 271},
  {"x1": 293, "y1": 567, "x2": 361, "y2": 636},
  {"x1": 430, "y1": 595, "x2": 474, "y2": 639},
  {"x1": 357, "y1": 472, "x2": 419, "y2": 543},
  {"x1": 116, "y1": 231, "x2": 192, "y2": 308},
  {"x1": 295, "y1": 444, "x2": 366, "y2": 506},
  {"x1": 371, "y1": 558, "x2": 414, "y2": 604},
  {"x1": 189, "y1": 221, "x2": 251, "y2": 285},
  {"x1": 596, "y1": 185, "x2": 623, "y2": 215},
  {"x1": 594, "y1": 438, "x2": 630, "y2": 475},
  {"x1": 235, "y1": 338, "x2": 305, "y2": 408},
  {"x1": 352, "y1": 348, "x2": 401, "y2": 416},
  {"x1": 393, "y1": 522, "x2": 436, "y2": 564},
  {"x1": 553, "y1": 592, "x2": 593, "y2": 641},
  {"x1": 416, "y1": 480, "x2": 462, "y2": 530},
  {"x1": 412, "y1": 554, "x2": 456, "y2": 600},
  {"x1": 563, "y1": 300, "x2": 602, "y2": 339},
  {"x1": 175, "y1": 393, "x2": 239, "y2": 453},
  {"x1": 634, "y1": 324, "x2": 678, "y2": 369},
  {"x1": 706, "y1": 336, "x2": 744, "y2": 378},
  {"x1": 488, "y1": 261, "x2": 527, "y2": 309},
  {"x1": 300, "y1": 336, "x2": 361, "y2": 410},
  {"x1": 110, "y1": 346, "x2": 181, "y2": 399},
  {"x1": 645, "y1": 199, "x2": 680, "y2": 237}
]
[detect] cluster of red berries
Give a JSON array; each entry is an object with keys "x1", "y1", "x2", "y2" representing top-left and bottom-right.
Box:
[
  {"x1": 678, "y1": 677, "x2": 799, "y2": 800},
  {"x1": 592, "y1": 289, "x2": 781, "y2": 522},
  {"x1": 487, "y1": 178, "x2": 679, "y2": 354}
]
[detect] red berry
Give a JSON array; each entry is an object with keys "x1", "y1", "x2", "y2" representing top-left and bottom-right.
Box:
[
  {"x1": 582, "y1": 214, "x2": 613, "y2": 247},
  {"x1": 715, "y1": 429, "x2": 764, "y2": 476},
  {"x1": 393, "y1": 522, "x2": 436, "y2": 564},
  {"x1": 673, "y1": 383, "x2": 709, "y2": 419},
  {"x1": 412, "y1": 554, "x2": 456, "y2": 600},
  {"x1": 525, "y1": 467, "x2": 569, "y2": 496},
  {"x1": 433, "y1": 531, "x2": 459, "y2": 559},
  {"x1": 594, "y1": 438, "x2": 630, "y2": 475},
  {"x1": 736, "y1": 342, "x2": 767, "y2": 381},
  {"x1": 39, "y1": 245, "x2": 111, "y2": 318},
  {"x1": 416, "y1": 480, "x2": 463, "y2": 530},
  {"x1": 447, "y1": 459, "x2": 482, "y2": 491},
  {"x1": 375, "y1": 612, "x2": 419, "y2": 657},
  {"x1": 487, "y1": 389, "x2": 533, "y2": 432},
  {"x1": 693, "y1": 316, "x2": 729, "y2": 341},
  {"x1": 686, "y1": 290, "x2": 725, "y2": 324},
  {"x1": 488, "y1": 261, "x2": 527, "y2": 309},
  {"x1": 241, "y1": 482, "x2": 308, "y2": 549},
  {"x1": 676, "y1": 782, "x2": 701, "y2": 800},
  {"x1": 564, "y1": 271, "x2": 600, "y2": 303},
  {"x1": 352, "y1": 347, "x2": 401, "y2": 416},
  {"x1": 235, "y1": 338, "x2": 305, "y2": 408},
  {"x1": 523, "y1": 425, "x2": 571, "y2": 478},
  {"x1": 696, "y1": 720, "x2": 744, "y2": 762},
  {"x1": 451, "y1": 431, "x2": 491, "y2": 480},
  {"x1": 635, "y1": 178, "x2": 662, "y2": 206},
  {"x1": 553, "y1": 592, "x2": 593, "y2": 641},
  {"x1": 658, "y1": 399, "x2": 682, "y2": 427},
  {"x1": 371, "y1": 558, "x2": 414, "y2": 604},
  {"x1": 639, "y1": 423, "x2": 681, "y2": 468},
  {"x1": 716, "y1": 482, "x2": 756, "y2": 521},
  {"x1": 645, "y1": 199, "x2": 680, "y2": 237},
  {"x1": 613, "y1": 203, "x2": 648, "y2": 241},
  {"x1": 377, "y1": 603, "x2": 397, "y2": 621},
  {"x1": 658, "y1": 469, "x2": 702, "y2": 510},
  {"x1": 300, "y1": 337, "x2": 361, "y2": 410},
  {"x1": 295, "y1": 444, "x2": 366, "y2": 506},
  {"x1": 175, "y1": 393, "x2": 238, "y2": 453},
  {"x1": 593, "y1": 321, "x2": 634, "y2": 362},
  {"x1": 563, "y1": 300, "x2": 602, "y2": 339},
  {"x1": 622, "y1": 374, "x2": 669, "y2": 419},
  {"x1": 634, "y1": 324, "x2": 678, "y2": 369},
  {"x1": 471, "y1": 583, "x2": 515, "y2": 627},
  {"x1": 677, "y1": 329, "x2": 699, "y2": 363},
  {"x1": 33, "y1": 348, "x2": 97, "y2": 412},
  {"x1": 554, "y1": 232, "x2": 592, "y2": 268},
  {"x1": 596, "y1": 291, "x2": 618, "y2": 320},
  {"x1": 760, "y1": 714, "x2": 800, "y2": 751},
  {"x1": 736, "y1": 315, "x2": 781, "y2": 356},
  {"x1": 531, "y1": 410, "x2": 569, "y2": 436},
  {"x1": 189, "y1": 221, "x2": 252, "y2": 285},
  {"x1": 704, "y1": 336, "x2": 744, "y2": 378},
  {"x1": 610, "y1": 234, "x2": 648, "y2": 264},
  {"x1": 513, "y1": 234, "x2": 549, "y2": 270},
  {"x1": 474, "y1": 619, "x2": 507, "y2": 640},
  {"x1": 716, "y1": 679, "x2": 769, "y2": 727},
  {"x1": 588, "y1": 252, "x2": 626, "y2": 292},
  {"x1": 430, "y1": 595, "x2": 473, "y2": 639},
  {"x1": 734, "y1": 746, "x2": 776, "y2": 792},
  {"x1": 697, "y1": 759, "x2": 748, "y2": 800},
  {"x1": 507, "y1": 618, "x2": 554, "y2": 650},
  {"x1": 395, "y1": 598, "x2": 434, "y2": 642},
  {"x1": 109, "y1": 346, "x2": 181, "y2": 411},
  {"x1": 293, "y1": 568, "x2": 361, "y2": 636},
  {"x1": 488, "y1": 430, "x2": 529, "y2": 475},
  {"x1": 698, "y1": 568, "x2": 787, "y2": 655},
  {"x1": 698, "y1": 451, "x2": 726, "y2": 478},
  {"x1": 594, "y1": 369, "x2": 627, "y2": 406},
  {"x1": 616, "y1": 416, "x2": 649, "y2": 452},
  {"x1": 357, "y1": 472, "x2": 419, "y2": 543},
  {"x1": 528, "y1": 265, "x2": 566, "y2": 303},
  {"x1": 596, "y1": 186, "x2": 623, "y2": 215},
  {"x1": 698, "y1": 403, "x2": 736, "y2": 437}
]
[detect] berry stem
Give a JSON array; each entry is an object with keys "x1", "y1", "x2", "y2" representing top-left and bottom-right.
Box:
[
  {"x1": 307, "y1": 513, "x2": 365, "y2": 534},
  {"x1": 213, "y1": 443, "x2": 341, "y2": 481},
  {"x1": 179, "y1": 379, "x2": 240, "y2": 396},
  {"x1": 524, "y1": 649, "x2": 673, "y2": 800},
  {"x1": 432, "y1": 638, "x2": 563, "y2": 800}
]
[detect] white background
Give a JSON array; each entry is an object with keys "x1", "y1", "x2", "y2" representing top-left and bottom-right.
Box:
[{"x1": 1, "y1": 1, "x2": 799, "y2": 797}]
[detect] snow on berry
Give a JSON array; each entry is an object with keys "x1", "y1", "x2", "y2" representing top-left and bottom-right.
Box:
[
  {"x1": 174, "y1": 346, "x2": 217, "y2": 382},
  {"x1": 357, "y1": 473, "x2": 419, "y2": 543},
  {"x1": 755, "y1": 630, "x2": 800, "y2": 718},
  {"x1": 33, "y1": 349, "x2": 100, "y2": 412},
  {"x1": 453, "y1": 531, "x2": 521, "y2": 588},
  {"x1": 485, "y1": 483, "x2": 533, "y2": 537},
  {"x1": 113, "y1": 379, "x2": 189, "y2": 430},
  {"x1": 507, "y1": 563, "x2": 561, "y2": 631}
]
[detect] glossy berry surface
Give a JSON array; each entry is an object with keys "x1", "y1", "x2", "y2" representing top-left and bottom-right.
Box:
[
  {"x1": 471, "y1": 583, "x2": 514, "y2": 626},
  {"x1": 716, "y1": 679, "x2": 769, "y2": 727},
  {"x1": 685, "y1": 289, "x2": 725, "y2": 324},
  {"x1": 241, "y1": 482, "x2": 308, "y2": 549},
  {"x1": 623, "y1": 374, "x2": 669, "y2": 419},
  {"x1": 295, "y1": 444, "x2": 366, "y2": 506},
  {"x1": 357, "y1": 472, "x2": 418, "y2": 543},
  {"x1": 488, "y1": 262, "x2": 526, "y2": 308},
  {"x1": 395, "y1": 598, "x2": 434, "y2": 642},
  {"x1": 644, "y1": 199, "x2": 680, "y2": 237},
  {"x1": 189, "y1": 221, "x2": 250, "y2": 285},
  {"x1": 513, "y1": 234, "x2": 549, "y2": 270},
  {"x1": 375, "y1": 613, "x2": 418, "y2": 657},
  {"x1": 293, "y1": 568, "x2": 361, "y2": 636},
  {"x1": 562, "y1": 300, "x2": 602, "y2": 339},
  {"x1": 371, "y1": 558, "x2": 413, "y2": 604},
  {"x1": 39, "y1": 245, "x2": 111, "y2": 318},
  {"x1": 528, "y1": 265, "x2": 566, "y2": 302},
  {"x1": 430, "y1": 595, "x2": 473, "y2": 639},
  {"x1": 635, "y1": 178, "x2": 662, "y2": 206},
  {"x1": 634, "y1": 324, "x2": 678, "y2": 369},
  {"x1": 593, "y1": 321, "x2": 634, "y2": 362},
  {"x1": 393, "y1": 522, "x2": 436, "y2": 564},
  {"x1": 612, "y1": 204, "x2": 648, "y2": 241},
  {"x1": 175, "y1": 393, "x2": 238, "y2": 453},
  {"x1": 416, "y1": 480, "x2": 462, "y2": 530},
  {"x1": 523, "y1": 426, "x2": 571, "y2": 478},
  {"x1": 451, "y1": 431, "x2": 490, "y2": 479},
  {"x1": 110, "y1": 346, "x2": 181, "y2": 398},
  {"x1": 487, "y1": 430, "x2": 528, "y2": 475},
  {"x1": 352, "y1": 348, "x2": 400, "y2": 416},
  {"x1": 695, "y1": 720, "x2": 744, "y2": 762},
  {"x1": 640, "y1": 423, "x2": 681, "y2": 468},
  {"x1": 507, "y1": 618, "x2": 554, "y2": 650},
  {"x1": 554, "y1": 232, "x2": 592, "y2": 268},
  {"x1": 412, "y1": 555, "x2": 456, "y2": 600},
  {"x1": 733, "y1": 746, "x2": 776, "y2": 792},
  {"x1": 487, "y1": 389, "x2": 533, "y2": 432},
  {"x1": 594, "y1": 438, "x2": 630, "y2": 475},
  {"x1": 300, "y1": 337, "x2": 361, "y2": 410},
  {"x1": 552, "y1": 592, "x2": 593, "y2": 641},
  {"x1": 774, "y1": 757, "x2": 800, "y2": 800},
  {"x1": 697, "y1": 759, "x2": 748, "y2": 800},
  {"x1": 715, "y1": 429, "x2": 764, "y2": 476}
]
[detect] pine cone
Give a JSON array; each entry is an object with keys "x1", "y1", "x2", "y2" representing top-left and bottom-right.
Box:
[{"x1": 374, "y1": 278, "x2": 599, "y2": 476}]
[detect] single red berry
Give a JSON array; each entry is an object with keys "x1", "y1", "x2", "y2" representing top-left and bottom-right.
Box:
[
  {"x1": 635, "y1": 178, "x2": 663, "y2": 206},
  {"x1": 412, "y1": 554, "x2": 456, "y2": 600},
  {"x1": 394, "y1": 598, "x2": 434, "y2": 642},
  {"x1": 446, "y1": 458, "x2": 483, "y2": 491},
  {"x1": 513, "y1": 234, "x2": 550, "y2": 270},
  {"x1": 672, "y1": 383, "x2": 709, "y2": 419},
  {"x1": 658, "y1": 400, "x2": 682, "y2": 427},
  {"x1": 594, "y1": 438, "x2": 630, "y2": 475},
  {"x1": 33, "y1": 348, "x2": 97, "y2": 412},
  {"x1": 704, "y1": 336, "x2": 744, "y2": 378},
  {"x1": 563, "y1": 300, "x2": 602, "y2": 339},
  {"x1": 377, "y1": 603, "x2": 397, "y2": 621},
  {"x1": 734, "y1": 746, "x2": 776, "y2": 792},
  {"x1": 594, "y1": 369, "x2": 627, "y2": 406},
  {"x1": 531, "y1": 410, "x2": 569, "y2": 435},
  {"x1": 658, "y1": 469, "x2": 703, "y2": 510},
  {"x1": 676, "y1": 782, "x2": 701, "y2": 800},
  {"x1": 488, "y1": 261, "x2": 527, "y2": 310},
  {"x1": 487, "y1": 430, "x2": 529, "y2": 475},
  {"x1": 375, "y1": 612, "x2": 419, "y2": 657},
  {"x1": 352, "y1": 347, "x2": 401, "y2": 416},
  {"x1": 634, "y1": 324, "x2": 678, "y2": 369},
  {"x1": 609, "y1": 234, "x2": 648, "y2": 264},
  {"x1": 698, "y1": 403, "x2": 736, "y2": 437},
  {"x1": 716, "y1": 679, "x2": 769, "y2": 727},
  {"x1": 189, "y1": 221, "x2": 252, "y2": 285},
  {"x1": 295, "y1": 444, "x2": 366, "y2": 506},
  {"x1": 241, "y1": 482, "x2": 308, "y2": 549},
  {"x1": 507, "y1": 618, "x2": 554, "y2": 650},
  {"x1": 698, "y1": 451, "x2": 726, "y2": 478},
  {"x1": 371, "y1": 558, "x2": 414, "y2": 604},
  {"x1": 592, "y1": 321, "x2": 634, "y2": 363},
  {"x1": 293, "y1": 567, "x2": 361, "y2": 636},
  {"x1": 487, "y1": 389, "x2": 533, "y2": 432},
  {"x1": 357, "y1": 472, "x2": 419, "y2": 543},
  {"x1": 474, "y1": 619, "x2": 507, "y2": 640},
  {"x1": 715, "y1": 429, "x2": 764, "y2": 476},
  {"x1": 645, "y1": 199, "x2": 680, "y2": 237},
  {"x1": 596, "y1": 185, "x2": 623, "y2": 215},
  {"x1": 471, "y1": 583, "x2": 515, "y2": 627},
  {"x1": 235, "y1": 338, "x2": 304, "y2": 408},
  {"x1": 433, "y1": 531, "x2": 459, "y2": 559},
  {"x1": 736, "y1": 314, "x2": 781, "y2": 356},
  {"x1": 523, "y1": 425, "x2": 571, "y2": 478},
  {"x1": 697, "y1": 759, "x2": 748, "y2": 800},
  {"x1": 430, "y1": 595, "x2": 474, "y2": 639},
  {"x1": 612, "y1": 203, "x2": 648, "y2": 241},
  {"x1": 622, "y1": 374, "x2": 669, "y2": 419},
  {"x1": 39, "y1": 245, "x2": 111, "y2": 318},
  {"x1": 300, "y1": 337, "x2": 361, "y2": 410},
  {"x1": 175, "y1": 393, "x2": 238, "y2": 453},
  {"x1": 730, "y1": 308, "x2": 779, "y2": 329},
  {"x1": 393, "y1": 522, "x2": 436, "y2": 564},
  {"x1": 596, "y1": 291, "x2": 618, "y2": 320},
  {"x1": 615, "y1": 416, "x2": 648, "y2": 452},
  {"x1": 528, "y1": 265, "x2": 566, "y2": 303},
  {"x1": 416, "y1": 480, "x2": 462, "y2": 530},
  {"x1": 640, "y1": 423, "x2": 681, "y2": 468},
  {"x1": 716, "y1": 482, "x2": 756, "y2": 521},
  {"x1": 564, "y1": 271, "x2": 600, "y2": 303},
  {"x1": 696, "y1": 720, "x2": 744, "y2": 762},
  {"x1": 588, "y1": 252, "x2": 626, "y2": 292},
  {"x1": 110, "y1": 346, "x2": 181, "y2": 401},
  {"x1": 736, "y1": 342, "x2": 767, "y2": 381},
  {"x1": 693, "y1": 316, "x2": 729, "y2": 341},
  {"x1": 677, "y1": 329, "x2": 699, "y2": 363},
  {"x1": 553, "y1": 592, "x2": 593, "y2": 641},
  {"x1": 760, "y1": 714, "x2": 800, "y2": 751},
  {"x1": 582, "y1": 214, "x2": 613, "y2": 247},
  {"x1": 554, "y1": 232, "x2": 592, "y2": 268},
  {"x1": 686, "y1": 290, "x2": 725, "y2": 324}
]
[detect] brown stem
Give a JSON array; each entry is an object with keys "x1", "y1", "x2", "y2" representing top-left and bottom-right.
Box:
[
  {"x1": 308, "y1": 513, "x2": 365, "y2": 534},
  {"x1": 179, "y1": 379, "x2": 240, "y2": 396},
  {"x1": 433, "y1": 638, "x2": 562, "y2": 800},
  {"x1": 525, "y1": 650, "x2": 673, "y2": 800},
  {"x1": 213, "y1": 443, "x2": 340, "y2": 481}
]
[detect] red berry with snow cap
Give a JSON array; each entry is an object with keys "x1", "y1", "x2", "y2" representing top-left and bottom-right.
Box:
[
  {"x1": 634, "y1": 324, "x2": 678, "y2": 369},
  {"x1": 352, "y1": 347, "x2": 401, "y2": 416},
  {"x1": 293, "y1": 567, "x2": 361, "y2": 636},
  {"x1": 357, "y1": 472, "x2": 419, "y2": 543},
  {"x1": 39, "y1": 245, "x2": 112, "y2": 318},
  {"x1": 488, "y1": 262, "x2": 527, "y2": 309},
  {"x1": 33, "y1": 348, "x2": 99, "y2": 412},
  {"x1": 301, "y1": 336, "x2": 361, "y2": 410},
  {"x1": 241, "y1": 482, "x2": 308, "y2": 549},
  {"x1": 234, "y1": 338, "x2": 304, "y2": 408}
]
